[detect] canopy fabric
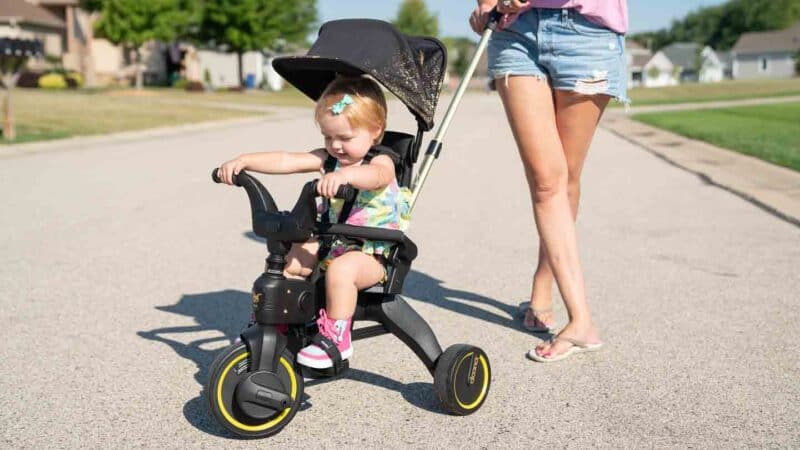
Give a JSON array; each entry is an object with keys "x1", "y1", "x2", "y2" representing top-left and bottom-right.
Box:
[{"x1": 272, "y1": 19, "x2": 447, "y2": 131}]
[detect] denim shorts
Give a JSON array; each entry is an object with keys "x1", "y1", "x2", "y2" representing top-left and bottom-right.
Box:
[{"x1": 488, "y1": 8, "x2": 629, "y2": 104}]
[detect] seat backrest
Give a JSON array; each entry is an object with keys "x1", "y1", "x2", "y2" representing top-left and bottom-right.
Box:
[{"x1": 380, "y1": 130, "x2": 415, "y2": 188}]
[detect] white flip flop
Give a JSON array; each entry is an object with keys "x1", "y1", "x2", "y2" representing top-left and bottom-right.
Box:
[{"x1": 526, "y1": 336, "x2": 604, "y2": 363}]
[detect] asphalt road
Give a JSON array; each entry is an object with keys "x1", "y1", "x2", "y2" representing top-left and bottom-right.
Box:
[{"x1": 1, "y1": 94, "x2": 798, "y2": 448}]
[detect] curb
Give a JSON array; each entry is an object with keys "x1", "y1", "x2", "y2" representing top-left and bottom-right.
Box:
[{"x1": 0, "y1": 115, "x2": 271, "y2": 159}]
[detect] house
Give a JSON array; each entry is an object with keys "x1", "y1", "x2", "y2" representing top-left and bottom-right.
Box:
[
  {"x1": 731, "y1": 22, "x2": 800, "y2": 79},
  {"x1": 642, "y1": 42, "x2": 727, "y2": 87},
  {"x1": 5, "y1": 0, "x2": 298, "y2": 89},
  {"x1": 0, "y1": 0, "x2": 64, "y2": 60},
  {"x1": 626, "y1": 39, "x2": 651, "y2": 88},
  {"x1": 697, "y1": 46, "x2": 727, "y2": 83}
]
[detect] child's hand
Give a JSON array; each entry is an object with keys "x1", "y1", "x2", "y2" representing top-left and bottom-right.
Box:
[
  {"x1": 317, "y1": 171, "x2": 350, "y2": 198},
  {"x1": 218, "y1": 156, "x2": 247, "y2": 185}
]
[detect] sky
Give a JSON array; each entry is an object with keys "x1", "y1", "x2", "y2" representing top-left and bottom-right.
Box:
[{"x1": 318, "y1": 0, "x2": 729, "y2": 37}]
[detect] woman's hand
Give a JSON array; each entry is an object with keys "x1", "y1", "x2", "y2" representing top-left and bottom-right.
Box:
[
  {"x1": 496, "y1": 0, "x2": 529, "y2": 15},
  {"x1": 218, "y1": 156, "x2": 248, "y2": 185},
  {"x1": 469, "y1": 1, "x2": 496, "y2": 34},
  {"x1": 317, "y1": 170, "x2": 350, "y2": 198}
]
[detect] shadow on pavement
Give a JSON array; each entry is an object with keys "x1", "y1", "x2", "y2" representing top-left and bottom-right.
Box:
[
  {"x1": 404, "y1": 270, "x2": 551, "y2": 339},
  {"x1": 137, "y1": 289, "x2": 248, "y2": 437},
  {"x1": 138, "y1": 287, "x2": 448, "y2": 437}
]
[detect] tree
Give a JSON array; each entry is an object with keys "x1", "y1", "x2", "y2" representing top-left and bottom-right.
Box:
[
  {"x1": 197, "y1": 0, "x2": 316, "y2": 88},
  {"x1": 393, "y1": 0, "x2": 439, "y2": 37},
  {"x1": 81, "y1": 0, "x2": 201, "y2": 89},
  {"x1": 630, "y1": 0, "x2": 800, "y2": 52},
  {"x1": 441, "y1": 37, "x2": 475, "y2": 76}
]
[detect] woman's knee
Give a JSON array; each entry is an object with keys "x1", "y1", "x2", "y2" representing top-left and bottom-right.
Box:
[
  {"x1": 566, "y1": 177, "x2": 581, "y2": 201},
  {"x1": 530, "y1": 168, "x2": 568, "y2": 203}
]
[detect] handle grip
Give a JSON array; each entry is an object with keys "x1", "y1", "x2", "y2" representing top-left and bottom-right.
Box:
[
  {"x1": 311, "y1": 179, "x2": 357, "y2": 201},
  {"x1": 488, "y1": 0, "x2": 529, "y2": 28},
  {"x1": 211, "y1": 167, "x2": 241, "y2": 186}
]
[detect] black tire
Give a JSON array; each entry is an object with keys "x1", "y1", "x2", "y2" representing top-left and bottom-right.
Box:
[
  {"x1": 205, "y1": 343, "x2": 304, "y2": 438},
  {"x1": 433, "y1": 344, "x2": 491, "y2": 415}
]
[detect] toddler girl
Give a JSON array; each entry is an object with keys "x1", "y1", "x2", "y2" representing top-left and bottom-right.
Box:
[{"x1": 218, "y1": 76, "x2": 410, "y2": 369}]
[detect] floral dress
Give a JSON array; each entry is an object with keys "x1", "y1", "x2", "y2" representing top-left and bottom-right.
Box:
[{"x1": 318, "y1": 147, "x2": 412, "y2": 270}]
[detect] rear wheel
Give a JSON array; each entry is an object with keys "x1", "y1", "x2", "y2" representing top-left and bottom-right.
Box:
[
  {"x1": 433, "y1": 344, "x2": 491, "y2": 415},
  {"x1": 206, "y1": 343, "x2": 303, "y2": 438}
]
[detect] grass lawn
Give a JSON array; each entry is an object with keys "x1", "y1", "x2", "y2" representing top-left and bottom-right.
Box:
[
  {"x1": 633, "y1": 102, "x2": 800, "y2": 171},
  {"x1": 620, "y1": 77, "x2": 800, "y2": 107},
  {"x1": 147, "y1": 85, "x2": 313, "y2": 107},
  {"x1": 0, "y1": 87, "x2": 312, "y2": 144}
]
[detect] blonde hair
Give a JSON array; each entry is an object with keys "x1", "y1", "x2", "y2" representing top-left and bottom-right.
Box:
[{"x1": 315, "y1": 76, "x2": 387, "y2": 143}]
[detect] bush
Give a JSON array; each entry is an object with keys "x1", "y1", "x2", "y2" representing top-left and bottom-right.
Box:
[
  {"x1": 65, "y1": 72, "x2": 83, "y2": 88},
  {"x1": 172, "y1": 78, "x2": 189, "y2": 89},
  {"x1": 185, "y1": 81, "x2": 204, "y2": 92},
  {"x1": 38, "y1": 73, "x2": 67, "y2": 89},
  {"x1": 17, "y1": 71, "x2": 43, "y2": 88}
]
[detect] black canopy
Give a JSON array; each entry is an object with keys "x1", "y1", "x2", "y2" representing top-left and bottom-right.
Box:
[{"x1": 272, "y1": 19, "x2": 447, "y2": 131}]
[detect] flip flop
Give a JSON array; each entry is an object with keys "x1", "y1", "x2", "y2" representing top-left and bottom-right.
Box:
[
  {"x1": 517, "y1": 301, "x2": 557, "y2": 333},
  {"x1": 526, "y1": 336, "x2": 604, "y2": 363}
]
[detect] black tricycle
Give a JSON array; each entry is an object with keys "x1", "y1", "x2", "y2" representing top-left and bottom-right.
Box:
[{"x1": 206, "y1": 17, "x2": 501, "y2": 438}]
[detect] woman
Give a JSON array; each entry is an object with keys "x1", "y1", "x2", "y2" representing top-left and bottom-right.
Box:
[{"x1": 470, "y1": 0, "x2": 628, "y2": 362}]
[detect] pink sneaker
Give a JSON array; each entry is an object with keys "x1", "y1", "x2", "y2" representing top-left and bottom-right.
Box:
[{"x1": 296, "y1": 309, "x2": 352, "y2": 369}]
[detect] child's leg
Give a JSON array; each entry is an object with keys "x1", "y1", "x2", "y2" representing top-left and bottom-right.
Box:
[
  {"x1": 296, "y1": 251, "x2": 385, "y2": 369},
  {"x1": 284, "y1": 240, "x2": 320, "y2": 279},
  {"x1": 324, "y1": 251, "x2": 386, "y2": 319}
]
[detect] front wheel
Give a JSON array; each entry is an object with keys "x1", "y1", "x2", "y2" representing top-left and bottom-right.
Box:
[
  {"x1": 433, "y1": 344, "x2": 491, "y2": 415},
  {"x1": 206, "y1": 343, "x2": 303, "y2": 438}
]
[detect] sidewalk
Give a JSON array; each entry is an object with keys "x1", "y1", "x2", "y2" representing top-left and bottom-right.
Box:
[{"x1": 602, "y1": 110, "x2": 800, "y2": 227}]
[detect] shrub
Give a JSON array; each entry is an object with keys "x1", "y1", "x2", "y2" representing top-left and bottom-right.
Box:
[
  {"x1": 172, "y1": 78, "x2": 189, "y2": 89},
  {"x1": 17, "y1": 71, "x2": 43, "y2": 88},
  {"x1": 185, "y1": 81, "x2": 204, "y2": 92},
  {"x1": 38, "y1": 73, "x2": 67, "y2": 89},
  {"x1": 65, "y1": 72, "x2": 83, "y2": 88}
]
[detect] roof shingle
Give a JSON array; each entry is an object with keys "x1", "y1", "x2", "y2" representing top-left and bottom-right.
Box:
[
  {"x1": 732, "y1": 22, "x2": 800, "y2": 54},
  {"x1": 0, "y1": 0, "x2": 65, "y2": 29}
]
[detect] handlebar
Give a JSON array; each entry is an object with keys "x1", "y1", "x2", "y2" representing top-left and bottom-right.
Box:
[{"x1": 212, "y1": 168, "x2": 356, "y2": 201}]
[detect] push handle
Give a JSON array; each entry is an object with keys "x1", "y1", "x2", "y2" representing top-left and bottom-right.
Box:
[{"x1": 411, "y1": 0, "x2": 526, "y2": 210}]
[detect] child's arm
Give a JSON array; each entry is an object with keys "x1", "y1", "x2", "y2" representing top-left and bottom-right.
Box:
[
  {"x1": 316, "y1": 154, "x2": 395, "y2": 198},
  {"x1": 218, "y1": 149, "x2": 326, "y2": 185}
]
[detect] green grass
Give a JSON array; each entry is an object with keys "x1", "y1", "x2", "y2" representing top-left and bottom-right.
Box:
[
  {"x1": 619, "y1": 78, "x2": 800, "y2": 107},
  {"x1": 633, "y1": 102, "x2": 800, "y2": 171},
  {"x1": 147, "y1": 85, "x2": 313, "y2": 107},
  {"x1": 0, "y1": 87, "x2": 312, "y2": 144}
]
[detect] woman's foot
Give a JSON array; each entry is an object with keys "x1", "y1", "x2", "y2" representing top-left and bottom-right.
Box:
[
  {"x1": 518, "y1": 300, "x2": 556, "y2": 332},
  {"x1": 531, "y1": 322, "x2": 602, "y2": 362}
]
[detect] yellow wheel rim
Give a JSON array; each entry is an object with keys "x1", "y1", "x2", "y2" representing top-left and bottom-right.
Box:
[
  {"x1": 453, "y1": 352, "x2": 489, "y2": 410},
  {"x1": 216, "y1": 351, "x2": 297, "y2": 432}
]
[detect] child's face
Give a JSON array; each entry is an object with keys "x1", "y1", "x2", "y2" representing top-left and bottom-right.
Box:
[{"x1": 318, "y1": 113, "x2": 380, "y2": 167}]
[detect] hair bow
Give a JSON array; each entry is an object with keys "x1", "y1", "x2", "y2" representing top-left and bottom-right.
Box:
[{"x1": 330, "y1": 94, "x2": 354, "y2": 115}]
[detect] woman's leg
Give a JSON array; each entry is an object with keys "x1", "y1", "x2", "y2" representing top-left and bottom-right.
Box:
[
  {"x1": 497, "y1": 76, "x2": 600, "y2": 356},
  {"x1": 525, "y1": 91, "x2": 609, "y2": 327},
  {"x1": 325, "y1": 251, "x2": 386, "y2": 319}
]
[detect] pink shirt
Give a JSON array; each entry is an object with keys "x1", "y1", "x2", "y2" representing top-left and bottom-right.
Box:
[{"x1": 500, "y1": 0, "x2": 628, "y2": 34}]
